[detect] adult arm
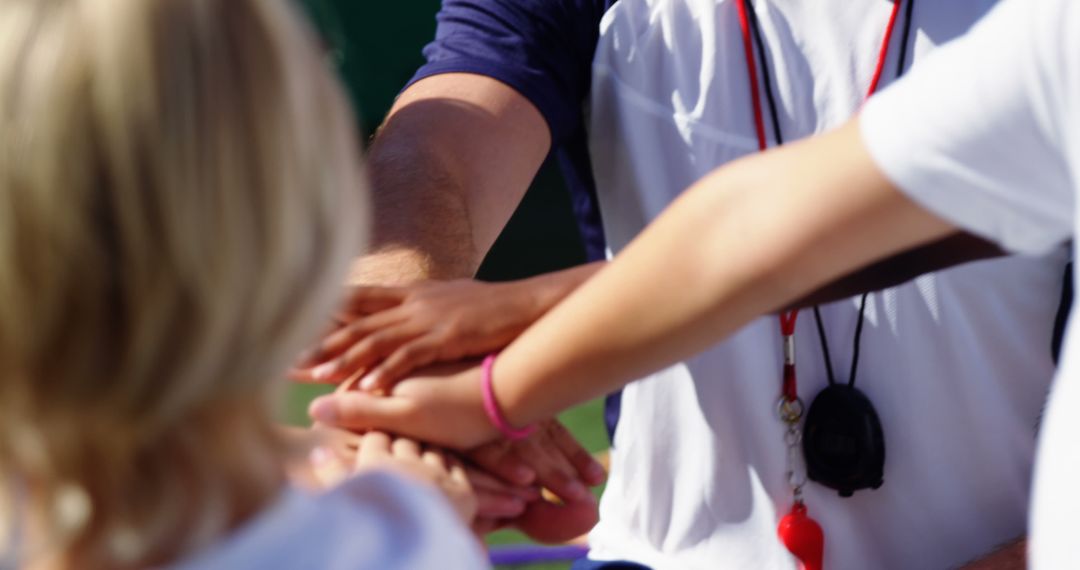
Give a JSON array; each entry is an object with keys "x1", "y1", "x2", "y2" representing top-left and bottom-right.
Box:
[
  {"x1": 350, "y1": 0, "x2": 610, "y2": 283},
  {"x1": 355, "y1": 72, "x2": 550, "y2": 283}
]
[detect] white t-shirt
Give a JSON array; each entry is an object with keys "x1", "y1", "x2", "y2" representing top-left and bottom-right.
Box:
[
  {"x1": 588, "y1": 1, "x2": 1066, "y2": 568},
  {"x1": 171, "y1": 472, "x2": 487, "y2": 569},
  {"x1": 860, "y1": 0, "x2": 1080, "y2": 567}
]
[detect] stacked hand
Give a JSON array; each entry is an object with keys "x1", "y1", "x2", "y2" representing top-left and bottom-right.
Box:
[
  {"x1": 294, "y1": 279, "x2": 552, "y2": 391},
  {"x1": 293, "y1": 277, "x2": 605, "y2": 543}
]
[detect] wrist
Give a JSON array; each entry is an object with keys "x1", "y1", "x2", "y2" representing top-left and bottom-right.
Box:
[
  {"x1": 481, "y1": 353, "x2": 536, "y2": 440},
  {"x1": 527, "y1": 262, "x2": 604, "y2": 310}
]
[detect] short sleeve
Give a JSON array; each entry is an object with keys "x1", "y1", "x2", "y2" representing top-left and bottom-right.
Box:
[
  {"x1": 860, "y1": 0, "x2": 1078, "y2": 255},
  {"x1": 408, "y1": 0, "x2": 611, "y2": 144}
]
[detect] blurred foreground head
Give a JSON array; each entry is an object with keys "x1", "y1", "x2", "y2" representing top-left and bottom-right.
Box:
[{"x1": 0, "y1": 0, "x2": 365, "y2": 566}]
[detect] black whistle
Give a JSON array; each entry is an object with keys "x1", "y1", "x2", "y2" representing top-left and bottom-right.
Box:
[{"x1": 802, "y1": 384, "x2": 886, "y2": 497}]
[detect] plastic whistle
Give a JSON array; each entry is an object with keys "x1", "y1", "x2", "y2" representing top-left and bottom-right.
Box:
[{"x1": 778, "y1": 502, "x2": 824, "y2": 570}]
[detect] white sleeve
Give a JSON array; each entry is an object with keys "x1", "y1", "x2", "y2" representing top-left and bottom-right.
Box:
[{"x1": 860, "y1": 0, "x2": 1078, "y2": 255}]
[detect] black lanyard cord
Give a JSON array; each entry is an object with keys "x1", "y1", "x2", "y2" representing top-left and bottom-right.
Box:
[
  {"x1": 747, "y1": 0, "x2": 915, "y2": 390},
  {"x1": 895, "y1": 0, "x2": 917, "y2": 77},
  {"x1": 811, "y1": 294, "x2": 869, "y2": 388},
  {"x1": 746, "y1": 4, "x2": 785, "y2": 146}
]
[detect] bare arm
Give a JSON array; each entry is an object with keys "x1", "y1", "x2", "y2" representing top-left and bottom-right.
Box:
[
  {"x1": 494, "y1": 119, "x2": 955, "y2": 426},
  {"x1": 354, "y1": 72, "x2": 551, "y2": 284}
]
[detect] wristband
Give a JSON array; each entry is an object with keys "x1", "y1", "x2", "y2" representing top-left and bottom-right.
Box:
[{"x1": 481, "y1": 353, "x2": 536, "y2": 441}]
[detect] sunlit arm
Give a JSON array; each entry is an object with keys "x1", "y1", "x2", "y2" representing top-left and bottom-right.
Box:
[
  {"x1": 492, "y1": 119, "x2": 958, "y2": 427},
  {"x1": 354, "y1": 73, "x2": 551, "y2": 284}
]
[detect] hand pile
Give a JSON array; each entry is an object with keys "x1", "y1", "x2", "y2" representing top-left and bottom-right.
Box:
[{"x1": 291, "y1": 279, "x2": 606, "y2": 542}]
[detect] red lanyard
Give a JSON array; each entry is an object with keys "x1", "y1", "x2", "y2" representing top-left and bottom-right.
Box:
[
  {"x1": 735, "y1": 0, "x2": 905, "y2": 404},
  {"x1": 734, "y1": 2, "x2": 909, "y2": 569}
]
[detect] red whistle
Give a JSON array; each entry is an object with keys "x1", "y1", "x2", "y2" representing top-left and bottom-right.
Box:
[{"x1": 778, "y1": 502, "x2": 824, "y2": 570}]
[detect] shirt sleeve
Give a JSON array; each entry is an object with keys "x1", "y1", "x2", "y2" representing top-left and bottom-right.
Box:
[
  {"x1": 407, "y1": 0, "x2": 611, "y2": 144},
  {"x1": 859, "y1": 0, "x2": 1078, "y2": 255}
]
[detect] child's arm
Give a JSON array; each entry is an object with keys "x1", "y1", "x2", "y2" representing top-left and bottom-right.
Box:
[{"x1": 308, "y1": 120, "x2": 958, "y2": 449}]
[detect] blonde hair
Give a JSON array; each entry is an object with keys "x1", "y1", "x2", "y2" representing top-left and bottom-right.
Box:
[{"x1": 0, "y1": 0, "x2": 365, "y2": 566}]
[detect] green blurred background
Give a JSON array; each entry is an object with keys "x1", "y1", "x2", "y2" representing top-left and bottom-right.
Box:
[{"x1": 286, "y1": 2, "x2": 609, "y2": 568}]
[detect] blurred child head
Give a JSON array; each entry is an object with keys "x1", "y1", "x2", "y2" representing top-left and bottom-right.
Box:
[{"x1": 0, "y1": 0, "x2": 365, "y2": 565}]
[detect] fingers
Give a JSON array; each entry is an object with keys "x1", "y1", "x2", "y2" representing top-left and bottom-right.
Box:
[
  {"x1": 302, "y1": 313, "x2": 421, "y2": 382},
  {"x1": 465, "y1": 466, "x2": 532, "y2": 520},
  {"x1": 468, "y1": 442, "x2": 537, "y2": 487},
  {"x1": 514, "y1": 435, "x2": 593, "y2": 504},
  {"x1": 473, "y1": 492, "x2": 528, "y2": 520},
  {"x1": 319, "y1": 311, "x2": 405, "y2": 362},
  {"x1": 447, "y1": 456, "x2": 471, "y2": 492},
  {"x1": 544, "y1": 421, "x2": 607, "y2": 486},
  {"x1": 467, "y1": 422, "x2": 599, "y2": 505},
  {"x1": 355, "y1": 431, "x2": 392, "y2": 470},
  {"x1": 392, "y1": 437, "x2": 422, "y2": 459},
  {"x1": 309, "y1": 445, "x2": 350, "y2": 488},
  {"x1": 309, "y1": 392, "x2": 413, "y2": 433},
  {"x1": 421, "y1": 448, "x2": 447, "y2": 472},
  {"x1": 359, "y1": 337, "x2": 444, "y2": 393},
  {"x1": 321, "y1": 329, "x2": 427, "y2": 384},
  {"x1": 465, "y1": 466, "x2": 540, "y2": 502}
]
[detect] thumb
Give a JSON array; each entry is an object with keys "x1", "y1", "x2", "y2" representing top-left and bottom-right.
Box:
[{"x1": 308, "y1": 392, "x2": 413, "y2": 432}]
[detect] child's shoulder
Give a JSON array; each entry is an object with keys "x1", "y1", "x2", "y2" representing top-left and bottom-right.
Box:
[{"x1": 172, "y1": 471, "x2": 488, "y2": 569}]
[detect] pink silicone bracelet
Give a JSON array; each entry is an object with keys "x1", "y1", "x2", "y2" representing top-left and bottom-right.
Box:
[{"x1": 481, "y1": 353, "x2": 536, "y2": 441}]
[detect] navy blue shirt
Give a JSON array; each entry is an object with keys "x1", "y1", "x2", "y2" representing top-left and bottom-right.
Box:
[
  {"x1": 407, "y1": 1, "x2": 622, "y2": 440},
  {"x1": 407, "y1": 0, "x2": 617, "y2": 262}
]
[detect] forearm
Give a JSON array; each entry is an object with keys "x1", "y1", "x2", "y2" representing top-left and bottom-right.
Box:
[
  {"x1": 510, "y1": 262, "x2": 605, "y2": 316},
  {"x1": 491, "y1": 121, "x2": 955, "y2": 426},
  {"x1": 960, "y1": 538, "x2": 1026, "y2": 570},
  {"x1": 352, "y1": 73, "x2": 551, "y2": 285},
  {"x1": 354, "y1": 129, "x2": 478, "y2": 284}
]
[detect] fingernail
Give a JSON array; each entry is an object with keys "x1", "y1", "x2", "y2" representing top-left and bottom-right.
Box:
[
  {"x1": 309, "y1": 397, "x2": 338, "y2": 423},
  {"x1": 359, "y1": 372, "x2": 380, "y2": 391},
  {"x1": 309, "y1": 446, "x2": 331, "y2": 466},
  {"x1": 312, "y1": 362, "x2": 337, "y2": 381}
]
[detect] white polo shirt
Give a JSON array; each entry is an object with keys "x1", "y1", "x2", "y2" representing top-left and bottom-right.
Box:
[
  {"x1": 861, "y1": 0, "x2": 1080, "y2": 567},
  {"x1": 587, "y1": 1, "x2": 1066, "y2": 568}
]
